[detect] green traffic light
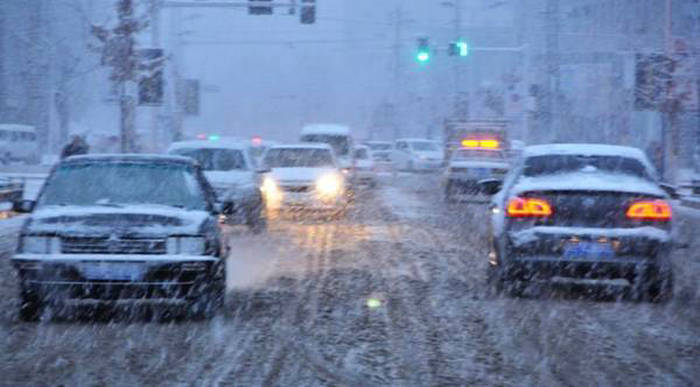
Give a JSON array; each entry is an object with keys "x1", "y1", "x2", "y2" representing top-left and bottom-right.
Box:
[
  {"x1": 456, "y1": 41, "x2": 469, "y2": 57},
  {"x1": 208, "y1": 134, "x2": 220, "y2": 141},
  {"x1": 416, "y1": 51, "x2": 430, "y2": 63}
]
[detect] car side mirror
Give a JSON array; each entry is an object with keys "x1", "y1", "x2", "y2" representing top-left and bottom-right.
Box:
[
  {"x1": 478, "y1": 178, "x2": 503, "y2": 196},
  {"x1": 659, "y1": 183, "x2": 679, "y2": 199},
  {"x1": 12, "y1": 200, "x2": 35, "y2": 213}
]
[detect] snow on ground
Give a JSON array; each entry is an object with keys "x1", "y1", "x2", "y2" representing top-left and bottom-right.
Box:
[{"x1": 1, "y1": 173, "x2": 699, "y2": 386}]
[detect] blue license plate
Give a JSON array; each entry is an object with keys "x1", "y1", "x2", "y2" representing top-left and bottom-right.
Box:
[
  {"x1": 82, "y1": 263, "x2": 144, "y2": 281},
  {"x1": 563, "y1": 242, "x2": 614, "y2": 260}
]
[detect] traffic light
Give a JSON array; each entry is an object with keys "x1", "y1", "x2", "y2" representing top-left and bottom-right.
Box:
[
  {"x1": 416, "y1": 38, "x2": 431, "y2": 63},
  {"x1": 300, "y1": 0, "x2": 316, "y2": 24},
  {"x1": 449, "y1": 40, "x2": 469, "y2": 57}
]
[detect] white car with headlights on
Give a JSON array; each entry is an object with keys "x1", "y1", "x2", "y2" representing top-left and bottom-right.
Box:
[
  {"x1": 260, "y1": 144, "x2": 348, "y2": 214},
  {"x1": 10, "y1": 155, "x2": 227, "y2": 321}
]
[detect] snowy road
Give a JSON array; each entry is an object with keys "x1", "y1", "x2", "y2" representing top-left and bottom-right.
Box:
[{"x1": 2, "y1": 174, "x2": 699, "y2": 386}]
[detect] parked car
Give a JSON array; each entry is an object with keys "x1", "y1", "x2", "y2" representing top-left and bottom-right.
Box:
[
  {"x1": 168, "y1": 140, "x2": 267, "y2": 232},
  {"x1": 353, "y1": 145, "x2": 377, "y2": 187},
  {"x1": 0, "y1": 124, "x2": 39, "y2": 164},
  {"x1": 11, "y1": 154, "x2": 228, "y2": 320},
  {"x1": 483, "y1": 144, "x2": 674, "y2": 301}
]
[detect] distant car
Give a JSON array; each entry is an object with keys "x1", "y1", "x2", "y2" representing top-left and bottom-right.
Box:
[
  {"x1": 0, "y1": 124, "x2": 39, "y2": 165},
  {"x1": 444, "y1": 147, "x2": 509, "y2": 202},
  {"x1": 364, "y1": 141, "x2": 393, "y2": 173},
  {"x1": 260, "y1": 143, "x2": 349, "y2": 214},
  {"x1": 353, "y1": 145, "x2": 377, "y2": 187},
  {"x1": 168, "y1": 140, "x2": 266, "y2": 232},
  {"x1": 392, "y1": 138, "x2": 444, "y2": 172},
  {"x1": 11, "y1": 155, "x2": 227, "y2": 320},
  {"x1": 483, "y1": 144, "x2": 674, "y2": 301}
]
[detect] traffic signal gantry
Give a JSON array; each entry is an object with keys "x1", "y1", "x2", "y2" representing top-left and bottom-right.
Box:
[{"x1": 415, "y1": 37, "x2": 470, "y2": 64}]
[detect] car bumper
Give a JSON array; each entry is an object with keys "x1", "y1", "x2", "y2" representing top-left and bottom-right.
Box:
[
  {"x1": 502, "y1": 255, "x2": 656, "y2": 281},
  {"x1": 12, "y1": 254, "x2": 221, "y2": 300},
  {"x1": 413, "y1": 160, "x2": 444, "y2": 170},
  {"x1": 353, "y1": 170, "x2": 377, "y2": 184},
  {"x1": 270, "y1": 191, "x2": 346, "y2": 210}
]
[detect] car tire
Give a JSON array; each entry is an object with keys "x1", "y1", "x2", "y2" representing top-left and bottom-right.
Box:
[
  {"x1": 644, "y1": 267, "x2": 674, "y2": 303},
  {"x1": 246, "y1": 200, "x2": 267, "y2": 234},
  {"x1": 445, "y1": 181, "x2": 457, "y2": 203},
  {"x1": 18, "y1": 288, "x2": 43, "y2": 322},
  {"x1": 486, "y1": 264, "x2": 504, "y2": 295},
  {"x1": 188, "y1": 278, "x2": 225, "y2": 320}
]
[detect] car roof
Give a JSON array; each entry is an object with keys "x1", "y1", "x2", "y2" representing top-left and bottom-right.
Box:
[
  {"x1": 523, "y1": 143, "x2": 648, "y2": 160},
  {"x1": 300, "y1": 124, "x2": 350, "y2": 136},
  {"x1": 62, "y1": 153, "x2": 196, "y2": 165},
  {"x1": 167, "y1": 140, "x2": 248, "y2": 151},
  {"x1": 270, "y1": 143, "x2": 334, "y2": 150}
]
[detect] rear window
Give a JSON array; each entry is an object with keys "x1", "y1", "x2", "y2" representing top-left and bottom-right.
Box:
[
  {"x1": 523, "y1": 155, "x2": 650, "y2": 179},
  {"x1": 171, "y1": 148, "x2": 248, "y2": 171}
]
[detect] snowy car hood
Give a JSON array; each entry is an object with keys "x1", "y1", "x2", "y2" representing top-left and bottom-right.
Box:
[
  {"x1": 268, "y1": 167, "x2": 338, "y2": 184},
  {"x1": 449, "y1": 160, "x2": 509, "y2": 169},
  {"x1": 204, "y1": 170, "x2": 255, "y2": 188},
  {"x1": 513, "y1": 172, "x2": 666, "y2": 197},
  {"x1": 25, "y1": 205, "x2": 212, "y2": 236}
]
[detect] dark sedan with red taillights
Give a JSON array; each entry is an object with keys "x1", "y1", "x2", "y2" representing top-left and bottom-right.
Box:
[{"x1": 482, "y1": 144, "x2": 675, "y2": 301}]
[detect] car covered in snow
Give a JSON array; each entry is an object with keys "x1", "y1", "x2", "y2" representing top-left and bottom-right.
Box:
[
  {"x1": 392, "y1": 138, "x2": 444, "y2": 172},
  {"x1": 167, "y1": 140, "x2": 266, "y2": 232},
  {"x1": 444, "y1": 146, "x2": 509, "y2": 202},
  {"x1": 352, "y1": 145, "x2": 377, "y2": 187},
  {"x1": 260, "y1": 143, "x2": 349, "y2": 214},
  {"x1": 11, "y1": 154, "x2": 227, "y2": 320},
  {"x1": 363, "y1": 140, "x2": 393, "y2": 173},
  {"x1": 482, "y1": 144, "x2": 675, "y2": 301}
]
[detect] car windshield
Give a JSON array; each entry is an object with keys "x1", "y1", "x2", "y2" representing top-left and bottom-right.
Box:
[
  {"x1": 452, "y1": 149, "x2": 505, "y2": 161},
  {"x1": 263, "y1": 148, "x2": 334, "y2": 168},
  {"x1": 301, "y1": 134, "x2": 349, "y2": 156},
  {"x1": 410, "y1": 141, "x2": 439, "y2": 152},
  {"x1": 366, "y1": 142, "x2": 392, "y2": 151},
  {"x1": 354, "y1": 148, "x2": 369, "y2": 159},
  {"x1": 523, "y1": 154, "x2": 651, "y2": 179},
  {"x1": 171, "y1": 148, "x2": 247, "y2": 171},
  {"x1": 37, "y1": 162, "x2": 208, "y2": 210}
]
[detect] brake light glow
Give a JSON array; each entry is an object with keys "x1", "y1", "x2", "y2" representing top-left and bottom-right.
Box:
[
  {"x1": 461, "y1": 139, "x2": 479, "y2": 148},
  {"x1": 507, "y1": 197, "x2": 553, "y2": 217},
  {"x1": 479, "y1": 139, "x2": 500, "y2": 149},
  {"x1": 626, "y1": 200, "x2": 671, "y2": 221}
]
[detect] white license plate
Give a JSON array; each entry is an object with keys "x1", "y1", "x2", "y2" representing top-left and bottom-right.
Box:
[{"x1": 82, "y1": 262, "x2": 144, "y2": 281}]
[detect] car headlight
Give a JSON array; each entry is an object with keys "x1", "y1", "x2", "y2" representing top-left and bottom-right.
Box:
[
  {"x1": 261, "y1": 176, "x2": 281, "y2": 201},
  {"x1": 21, "y1": 236, "x2": 60, "y2": 254},
  {"x1": 167, "y1": 237, "x2": 205, "y2": 255},
  {"x1": 316, "y1": 173, "x2": 343, "y2": 197}
]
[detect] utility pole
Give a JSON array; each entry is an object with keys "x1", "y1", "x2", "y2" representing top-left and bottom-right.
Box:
[
  {"x1": 391, "y1": 5, "x2": 403, "y2": 140},
  {"x1": 663, "y1": 0, "x2": 676, "y2": 182},
  {"x1": 150, "y1": 0, "x2": 161, "y2": 151},
  {"x1": 545, "y1": 0, "x2": 560, "y2": 142}
]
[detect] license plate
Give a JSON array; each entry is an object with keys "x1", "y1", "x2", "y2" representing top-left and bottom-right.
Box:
[
  {"x1": 82, "y1": 262, "x2": 144, "y2": 281},
  {"x1": 563, "y1": 242, "x2": 614, "y2": 260}
]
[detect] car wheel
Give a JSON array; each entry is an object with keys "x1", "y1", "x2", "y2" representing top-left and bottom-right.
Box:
[
  {"x1": 445, "y1": 181, "x2": 457, "y2": 203},
  {"x1": 18, "y1": 287, "x2": 43, "y2": 322},
  {"x1": 246, "y1": 200, "x2": 267, "y2": 234},
  {"x1": 486, "y1": 264, "x2": 504, "y2": 295},
  {"x1": 188, "y1": 279, "x2": 225, "y2": 320},
  {"x1": 643, "y1": 267, "x2": 674, "y2": 303}
]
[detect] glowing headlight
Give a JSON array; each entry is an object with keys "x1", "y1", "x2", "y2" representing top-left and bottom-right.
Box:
[
  {"x1": 167, "y1": 237, "x2": 205, "y2": 255},
  {"x1": 261, "y1": 176, "x2": 278, "y2": 194},
  {"x1": 316, "y1": 173, "x2": 342, "y2": 196},
  {"x1": 21, "y1": 236, "x2": 60, "y2": 254}
]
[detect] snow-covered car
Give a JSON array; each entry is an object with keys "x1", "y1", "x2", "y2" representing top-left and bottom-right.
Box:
[
  {"x1": 444, "y1": 147, "x2": 509, "y2": 202},
  {"x1": 352, "y1": 145, "x2": 377, "y2": 187},
  {"x1": 483, "y1": 144, "x2": 675, "y2": 301},
  {"x1": 260, "y1": 144, "x2": 349, "y2": 213},
  {"x1": 11, "y1": 155, "x2": 227, "y2": 320},
  {"x1": 392, "y1": 138, "x2": 444, "y2": 172},
  {"x1": 168, "y1": 140, "x2": 266, "y2": 232}
]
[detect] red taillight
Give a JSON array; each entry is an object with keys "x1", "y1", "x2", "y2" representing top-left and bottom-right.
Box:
[
  {"x1": 626, "y1": 200, "x2": 672, "y2": 221},
  {"x1": 506, "y1": 197, "x2": 553, "y2": 217}
]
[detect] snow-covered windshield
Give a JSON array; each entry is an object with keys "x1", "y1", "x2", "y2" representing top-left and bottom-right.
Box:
[
  {"x1": 452, "y1": 149, "x2": 505, "y2": 161},
  {"x1": 300, "y1": 134, "x2": 349, "y2": 156},
  {"x1": 410, "y1": 141, "x2": 439, "y2": 152},
  {"x1": 263, "y1": 148, "x2": 334, "y2": 168},
  {"x1": 37, "y1": 163, "x2": 208, "y2": 210},
  {"x1": 523, "y1": 155, "x2": 651, "y2": 179},
  {"x1": 171, "y1": 148, "x2": 247, "y2": 171}
]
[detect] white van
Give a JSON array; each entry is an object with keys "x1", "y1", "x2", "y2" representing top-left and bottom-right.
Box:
[
  {"x1": 300, "y1": 124, "x2": 354, "y2": 171},
  {"x1": 0, "y1": 124, "x2": 39, "y2": 164}
]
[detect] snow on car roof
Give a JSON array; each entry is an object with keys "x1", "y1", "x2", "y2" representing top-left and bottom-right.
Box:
[
  {"x1": 270, "y1": 143, "x2": 334, "y2": 150},
  {"x1": 513, "y1": 171, "x2": 666, "y2": 197},
  {"x1": 300, "y1": 124, "x2": 350, "y2": 136},
  {"x1": 167, "y1": 139, "x2": 248, "y2": 151},
  {"x1": 524, "y1": 143, "x2": 648, "y2": 160},
  {"x1": 64, "y1": 154, "x2": 195, "y2": 165}
]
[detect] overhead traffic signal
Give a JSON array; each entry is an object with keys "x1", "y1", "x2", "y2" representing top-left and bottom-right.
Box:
[
  {"x1": 416, "y1": 38, "x2": 431, "y2": 63},
  {"x1": 449, "y1": 40, "x2": 469, "y2": 57}
]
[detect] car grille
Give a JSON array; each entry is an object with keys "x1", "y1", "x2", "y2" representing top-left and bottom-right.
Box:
[
  {"x1": 61, "y1": 237, "x2": 167, "y2": 255},
  {"x1": 281, "y1": 185, "x2": 311, "y2": 193}
]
